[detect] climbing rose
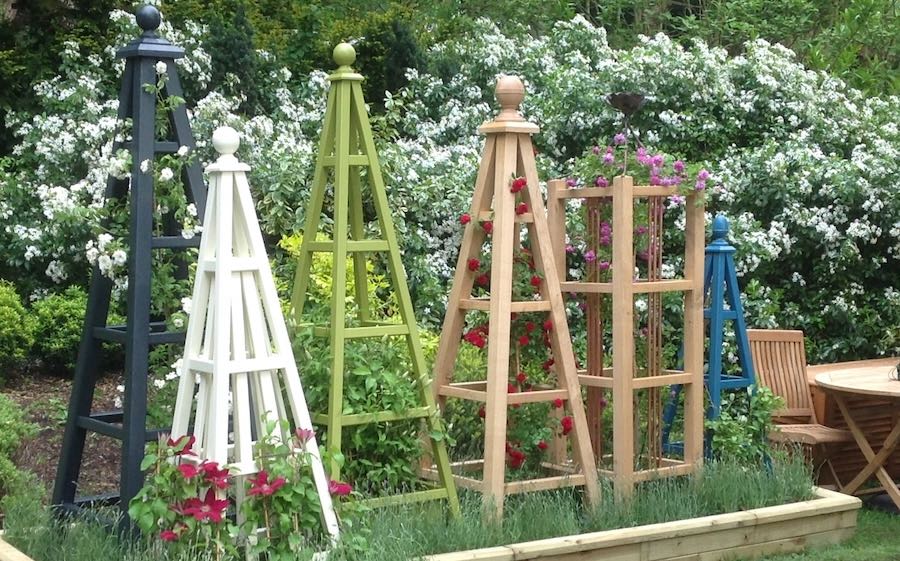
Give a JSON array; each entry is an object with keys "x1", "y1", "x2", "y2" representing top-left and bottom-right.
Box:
[
  {"x1": 328, "y1": 480, "x2": 353, "y2": 496},
  {"x1": 467, "y1": 258, "x2": 480, "y2": 271},
  {"x1": 510, "y1": 176, "x2": 527, "y2": 193},
  {"x1": 543, "y1": 319, "x2": 553, "y2": 331},
  {"x1": 460, "y1": 213, "x2": 471, "y2": 225},
  {"x1": 524, "y1": 321, "x2": 535, "y2": 333},
  {"x1": 482, "y1": 221, "x2": 493, "y2": 234},
  {"x1": 507, "y1": 383, "x2": 518, "y2": 393},
  {"x1": 537, "y1": 441, "x2": 548, "y2": 451},
  {"x1": 476, "y1": 273, "x2": 490, "y2": 286},
  {"x1": 507, "y1": 447, "x2": 526, "y2": 469},
  {"x1": 515, "y1": 202, "x2": 528, "y2": 215},
  {"x1": 518, "y1": 335, "x2": 529, "y2": 346},
  {"x1": 516, "y1": 371, "x2": 527, "y2": 384},
  {"x1": 530, "y1": 275, "x2": 542, "y2": 287},
  {"x1": 561, "y1": 416, "x2": 574, "y2": 435},
  {"x1": 553, "y1": 398, "x2": 564, "y2": 408},
  {"x1": 478, "y1": 405, "x2": 486, "y2": 418},
  {"x1": 463, "y1": 330, "x2": 486, "y2": 348}
]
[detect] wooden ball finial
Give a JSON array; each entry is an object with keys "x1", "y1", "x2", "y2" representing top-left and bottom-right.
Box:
[{"x1": 495, "y1": 75, "x2": 525, "y2": 122}]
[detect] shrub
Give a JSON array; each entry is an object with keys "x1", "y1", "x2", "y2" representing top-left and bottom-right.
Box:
[
  {"x1": 30, "y1": 286, "x2": 88, "y2": 373},
  {"x1": 0, "y1": 280, "x2": 35, "y2": 374},
  {"x1": 0, "y1": 393, "x2": 38, "y2": 503}
]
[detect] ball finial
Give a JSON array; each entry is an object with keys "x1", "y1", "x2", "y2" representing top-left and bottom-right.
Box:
[
  {"x1": 495, "y1": 75, "x2": 525, "y2": 121},
  {"x1": 136, "y1": 5, "x2": 161, "y2": 33},
  {"x1": 711, "y1": 214, "x2": 730, "y2": 240},
  {"x1": 212, "y1": 126, "x2": 240, "y2": 156},
  {"x1": 333, "y1": 43, "x2": 356, "y2": 68}
]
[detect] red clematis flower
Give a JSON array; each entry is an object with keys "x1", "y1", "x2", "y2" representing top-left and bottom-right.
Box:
[
  {"x1": 177, "y1": 463, "x2": 199, "y2": 479},
  {"x1": 200, "y1": 461, "x2": 230, "y2": 490},
  {"x1": 561, "y1": 416, "x2": 574, "y2": 435},
  {"x1": 482, "y1": 221, "x2": 493, "y2": 234},
  {"x1": 183, "y1": 489, "x2": 229, "y2": 524},
  {"x1": 248, "y1": 470, "x2": 286, "y2": 497},
  {"x1": 460, "y1": 213, "x2": 471, "y2": 225},
  {"x1": 328, "y1": 480, "x2": 353, "y2": 496},
  {"x1": 510, "y1": 177, "x2": 527, "y2": 193},
  {"x1": 515, "y1": 202, "x2": 528, "y2": 215},
  {"x1": 467, "y1": 258, "x2": 480, "y2": 272},
  {"x1": 166, "y1": 435, "x2": 196, "y2": 456}
]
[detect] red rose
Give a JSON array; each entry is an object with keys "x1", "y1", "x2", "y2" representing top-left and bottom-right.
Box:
[
  {"x1": 516, "y1": 202, "x2": 528, "y2": 215},
  {"x1": 543, "y1": 358, "x2": 555, "y2": 371},
  {"x1": 476, "y1": 273, "x2": 490, "y2": 286},
  {"x1": 467, "y1": 258, "x2": 480, "y2": 271},
  {"x1": 482, "y1": 221, "x2": 493, "y2": 234},
  {"x1": 460, "y1": 213, "x2": 471, "y2": 225},
  {"x1": 507, "y1": 383, "x2": 517, "y2": 393},
  {"x1": 537, "y1": 441, "x2": 548, "y2": 451},
  {"x1": 530, "y1": 275, "x2": 542, "y2": 287},
  {"x1": 553, "y1": 398, "x2": 564, "y2": 409},
  {"x1": 525, "y1": 321, "x2": 535, "y2": 333},
  {"x1": 463, "y1": 330, "x2": 486, "y2": 348},
  {"x1": 561, "y1": 415, "x2": 574, "y2": 435},
  {"x1": 518, "y1": 335, "x2": 529, "y2": 346},
  {"x1": 478, "y1": 405, "x2": 486, "y2": 418},
  {"x1": 510, "y1": 176, "x2": 527, "y2": 193},
  {"x1": 516, "y1": 371, "x2": 527, "y2": 384},
  {"x1": 543, "y1": 319, "x2": 553, "y2": 331}
]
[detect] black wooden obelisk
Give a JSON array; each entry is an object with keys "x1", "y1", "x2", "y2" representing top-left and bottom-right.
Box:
[{"x1": 53, "y1": 5, "x2": 206, "y2": 517}]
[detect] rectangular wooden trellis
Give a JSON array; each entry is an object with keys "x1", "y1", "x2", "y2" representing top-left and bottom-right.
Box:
[
  {"x1": 431, "y1": 76, "x2": 599, "y2": 519},
  {"x1": 547, "y1": 176, "x2": 705, "y2": 499},
  {"x1": 288, "y1": 44, "x2": 459, "y2": 514}
]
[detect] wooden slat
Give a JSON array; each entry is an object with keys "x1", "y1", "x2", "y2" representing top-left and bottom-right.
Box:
[
  {"x1": 560, "y1": 280, "x2": 692, "y2": 294},
  {"x1": 507, "y1": 388, "x2": 568, "y2": 405},
  {"x1": 477, "y1": 210, "x2": 534, "y2": 223},
  {"x1": 438, "y1": 384, "x2": 487, "y2": 402},
  {"x1": 459, "y1": 298, "x2": 552, "y2": 312},
  {"x1": 550, "y1": 185, "x2": 679, "y2": 200},
  {"x1": 504, "y1": 474, "x2": 587, "y2": 494}
]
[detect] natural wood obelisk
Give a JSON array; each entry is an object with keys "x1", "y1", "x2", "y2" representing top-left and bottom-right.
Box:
[
  {"x1": 433, "y1": 76, "x2": 600, "y2": 519},
  {"x1": 171, "y1": 127, "x2": 338, "y2": 539}
]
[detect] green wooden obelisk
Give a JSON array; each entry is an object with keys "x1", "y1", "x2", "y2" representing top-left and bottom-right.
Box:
[{"x1": 289, "y1": 44, "x2": 459, "y2": 514}]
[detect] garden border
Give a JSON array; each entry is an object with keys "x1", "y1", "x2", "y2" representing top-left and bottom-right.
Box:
[
  {"x1": 0, "y1": 488, "x2": 861, "y2": 561},
  {"x1": 424, "y1": 488, "x2": 860, "y2": 561}
]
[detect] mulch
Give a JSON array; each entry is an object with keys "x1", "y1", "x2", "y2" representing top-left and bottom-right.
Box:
[{"x1": 2, "y1": 367, "x2": 124, "y2": 501}]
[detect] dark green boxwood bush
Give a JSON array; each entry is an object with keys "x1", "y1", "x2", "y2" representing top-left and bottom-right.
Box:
[
  {"x1": 0, "y1": 393, "x2": 37, "y2": 503},
  {"x1": 0, "y1": 280, "x2": 35, "y2": 375}
]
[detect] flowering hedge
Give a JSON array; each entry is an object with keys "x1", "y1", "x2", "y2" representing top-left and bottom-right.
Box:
[{"x1": 0, "y1": 12, "x2": 897, "y2": 362}]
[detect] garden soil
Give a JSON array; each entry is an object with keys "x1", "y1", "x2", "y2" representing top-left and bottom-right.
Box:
[{"x1": 2, "y1": 369, "x2": 123, "y2": 500}]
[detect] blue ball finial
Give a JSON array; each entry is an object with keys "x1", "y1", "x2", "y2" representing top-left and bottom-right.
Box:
[
  {"x1": 711, "y1": 214, "x2": 729, "y2": 240},
  {"x1": 136, "y1": 5, "x2": 161, "y2": 33}
]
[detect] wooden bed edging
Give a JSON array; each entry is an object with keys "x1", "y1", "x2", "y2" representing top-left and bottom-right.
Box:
[
  {"x1": 423, "y1": 488, "x2": 861, "y2": 561},
  {"x1": 0, "y1": 489, "x2": 861, "y2": 561}
]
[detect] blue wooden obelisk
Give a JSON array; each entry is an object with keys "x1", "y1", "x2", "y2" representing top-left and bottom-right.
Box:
[{"x1": 662, "y1": 214, "x2": 755, "y2": 453}]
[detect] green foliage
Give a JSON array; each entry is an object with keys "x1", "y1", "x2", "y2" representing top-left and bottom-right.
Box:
[
  {"x1": 30, "y1": 286, "x2": 104, "y2": 374},
  {"x1": 0, "y1": 393, "x2": 38, "y2": 503},
  {"x1": 0, "y1": 280, "x2": 35, "y2": 373},
  {"x1": 327, "y1": 457, "x2": 813, "y2": 559},
  {"x1": 706, "y1": 386, "x2": 782, "y2": 465}
]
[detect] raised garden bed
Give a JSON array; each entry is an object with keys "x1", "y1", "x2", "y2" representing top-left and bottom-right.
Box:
[
  {"x1": 424, "y1": 488, "x2": 860, "y2": 561},
  {"x1": 0, "y1": 488, "x2": 860, "y2": 561}
]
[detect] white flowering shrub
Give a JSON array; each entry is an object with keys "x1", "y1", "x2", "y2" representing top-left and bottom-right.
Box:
[{"x1": 1, "y1": 12, "x2": 897, "y2": 362}]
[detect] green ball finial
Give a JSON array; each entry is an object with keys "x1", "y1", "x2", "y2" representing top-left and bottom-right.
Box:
[{"x1": 333, "y1": 43, "x2": 356, "y2": 67}]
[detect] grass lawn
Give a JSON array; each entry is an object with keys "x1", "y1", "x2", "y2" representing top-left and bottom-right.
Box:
[{"x1": 756, "y1": 506, "x2": 900, "y2": 561}]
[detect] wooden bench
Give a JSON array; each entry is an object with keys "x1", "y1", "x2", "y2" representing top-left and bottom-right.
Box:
[{"x1": 747, "y1": 329, "x2": 853, "y2": 485}]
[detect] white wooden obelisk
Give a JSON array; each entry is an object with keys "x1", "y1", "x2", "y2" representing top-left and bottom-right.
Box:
[{"x1": 171, "y1": 126, "x2": 339, "y2": 538}]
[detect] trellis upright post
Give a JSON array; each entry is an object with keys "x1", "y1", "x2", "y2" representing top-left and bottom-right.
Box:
[{"x1": 53, "y1": 4, "x2": 206, "y2": 518}]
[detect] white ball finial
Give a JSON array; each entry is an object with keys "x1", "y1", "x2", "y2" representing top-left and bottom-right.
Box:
[{"x1": 212, "y1": 126, "x2": 240, "y2": 156}]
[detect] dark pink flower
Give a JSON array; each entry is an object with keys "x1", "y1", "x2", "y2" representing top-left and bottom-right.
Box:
[
  {"x1": 183, "y1": 489, "x2": 229, "y2": 523},
  {"x1": 248, "y1": 470, "x2": 286, "y2": 497},
  {"x1": 328, "y1": 480, "x2": 353, "y2": 497}
]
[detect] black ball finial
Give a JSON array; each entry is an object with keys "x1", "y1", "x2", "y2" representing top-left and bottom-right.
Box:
[{"x1": 136, "y1": 5, "x2": 161, "y2": 33}]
